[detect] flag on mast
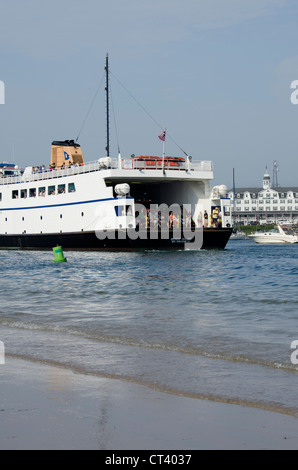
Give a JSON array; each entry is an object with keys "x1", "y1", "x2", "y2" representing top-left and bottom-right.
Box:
[
  {"x1": 158, "y1": 130, "x2": 166, "y2": 142},
  {"x1": 159, "y1": 127, "x2": 167, "y2": 173}
]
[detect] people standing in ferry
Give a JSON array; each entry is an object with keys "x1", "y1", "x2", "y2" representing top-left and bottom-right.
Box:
[
  {"x1": 197, "y1": 211, "x2": 203, "y2": 228},
  {"x1": 211, "y1": 208, "x2": 216, "y2": 227},
  {"x1": 146, "y1": 208, "x2": 151, "y2": 228},
  {"x1": 137, "y1": 210, "x2": 146, "y2": 229},
  {"x1": 204, "y1": 210, "x2": 208, "y2": 228},
  {"x1": 212, "y1": 207, "x2": 219, "y2": 227},
  {"x1": 185, "y1": 209, "x2": 192, "y2": 228}
]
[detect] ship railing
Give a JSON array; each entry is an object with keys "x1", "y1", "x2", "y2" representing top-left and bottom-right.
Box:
[
  {"x1": 190, "y1": 161, "x2": 213, "y2": 172},
  {"x1": 120, "y1": 159, "x2": 213, "y2": 172},
  {"x1": 0, "y1": 159, "x2": 213, "y2": 186},
  {"x1": 0, "y1": 159, "x2": 118, "y2": 185},
  {"x1": 129, "y1": 160, "x2": 186, "y2": 171}
]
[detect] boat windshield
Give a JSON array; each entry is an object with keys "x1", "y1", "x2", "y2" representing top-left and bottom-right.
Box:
[{"x1": 282, "y1": 227, "x2": 295, "y2": 235}]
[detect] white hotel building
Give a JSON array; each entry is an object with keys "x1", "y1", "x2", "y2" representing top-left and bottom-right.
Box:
[{"x1": 228, "y1": 170, "x2": 298, "y2": 225}]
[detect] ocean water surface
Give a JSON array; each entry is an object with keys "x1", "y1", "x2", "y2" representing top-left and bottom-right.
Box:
[{"x1": 1, "y1": 239, "x2": 298, "y2": 416}]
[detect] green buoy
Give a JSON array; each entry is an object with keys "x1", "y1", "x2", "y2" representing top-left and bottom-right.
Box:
[{"x1": 53, "y1": 246, "x2": 67, "y2": 263}]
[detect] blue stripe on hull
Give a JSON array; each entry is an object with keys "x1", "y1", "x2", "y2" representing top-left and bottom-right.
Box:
[{"x1": 0, "y1": 197, "x2": 133, "y2": 211}]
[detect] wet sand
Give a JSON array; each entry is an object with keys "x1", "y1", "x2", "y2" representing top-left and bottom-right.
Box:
[{"x1": 1, "y1": 357, "x2": 298, "y2": 450}]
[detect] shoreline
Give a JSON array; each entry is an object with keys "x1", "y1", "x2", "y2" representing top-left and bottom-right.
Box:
[
  {"x1": 7, "y1": 352, "x2": 298, "y2": 420},
  {"x1": 1, "y1": 357, "x2": 298, "y2": 450}
]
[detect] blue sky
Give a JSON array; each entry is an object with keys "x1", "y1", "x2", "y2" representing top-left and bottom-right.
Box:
[{"x1": 1, "y1": 0, "x2": 298, "y2": 187}]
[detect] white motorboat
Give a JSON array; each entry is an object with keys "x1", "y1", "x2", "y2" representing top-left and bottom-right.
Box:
[
  {"x1": 230, "y1": 230, "x2": 247, "y2": 240},
  {"x1": 249, "y1": 225, "x2": 298, "y2": 244}
]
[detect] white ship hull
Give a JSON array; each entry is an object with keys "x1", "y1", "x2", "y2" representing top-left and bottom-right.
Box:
[{"x1": 0, "y1": 153, "x2": 233, "y2": 250}]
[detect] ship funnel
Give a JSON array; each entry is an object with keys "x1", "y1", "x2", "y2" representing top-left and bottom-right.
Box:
[{"x1": 51, "y1": 140, "x2": 85, "y2": 169}]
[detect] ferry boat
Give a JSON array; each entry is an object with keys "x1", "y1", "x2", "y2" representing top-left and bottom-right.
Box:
[{"x1": 0, "y1": 60, "x2": 233, "y2": 251}]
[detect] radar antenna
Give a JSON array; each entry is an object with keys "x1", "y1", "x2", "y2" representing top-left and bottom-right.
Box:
[{"x1": 273, "y1": 161, "x2": 279, "y2": 188}]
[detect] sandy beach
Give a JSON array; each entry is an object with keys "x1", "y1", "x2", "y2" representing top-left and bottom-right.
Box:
[{"x1": 0, "y1": 357, "x2": 297, "y2": 450}]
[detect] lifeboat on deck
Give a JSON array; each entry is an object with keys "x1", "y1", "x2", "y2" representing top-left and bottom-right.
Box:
[{"x1": 133, "y1": 156, "x2": 185, "y2": 169}]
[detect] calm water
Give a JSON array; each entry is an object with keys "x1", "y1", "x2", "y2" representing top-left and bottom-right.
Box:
[{"x1": 1, "y1": 239, "x2": 298, "y2": 416}]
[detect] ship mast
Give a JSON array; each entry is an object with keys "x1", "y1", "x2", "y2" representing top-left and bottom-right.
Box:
[
  {"x1": 233, "y1": 168, "x2": 237, "y2": 230},
  {"x1": 105, "y1": 53, "x2": 110, "y2": 157}
]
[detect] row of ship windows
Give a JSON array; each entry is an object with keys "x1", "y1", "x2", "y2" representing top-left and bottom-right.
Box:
[
  {"x1": 237, "y1": 199, "x2": 298, "y2": 204},
  {"x1": 238, "y1": 207, "x2": 298, "y2": 211},
  {"x1": 0, "y1": 183, "x2": 76, "y2": 201},
  {"x1": 233, "y1": 193, "x2": 298, "y2": 199}
]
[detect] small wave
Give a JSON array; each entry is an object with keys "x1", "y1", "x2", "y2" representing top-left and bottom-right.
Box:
[
  {"x1": 259, "y1": 299, "x2": 298, "y2": 305},
  {"x1": 1, "y1": 320, "x2": 297, "y2": 374},
  {"x1": 7, "y1": 352, "x2": 298, "y2": 419}
]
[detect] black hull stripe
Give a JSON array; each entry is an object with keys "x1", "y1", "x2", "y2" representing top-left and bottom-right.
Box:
[{"x1": 0, "y1": 228, "x2": 232, "y2": 251}]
